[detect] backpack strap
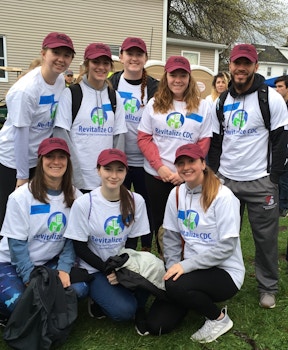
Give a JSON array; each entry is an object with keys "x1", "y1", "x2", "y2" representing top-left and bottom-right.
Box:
[
  {"x1": 108, "y1": 86, "x2": 117, "y2": 114},
  {"x1": 68, "y1": 83, "x2": 83, "y2": 124},
  {"x1": 258, "y1": 83, "x2": 271, "y2": 132},
  {"x1": 216, "y1": 90, "x2": 229, "y2": 135}
]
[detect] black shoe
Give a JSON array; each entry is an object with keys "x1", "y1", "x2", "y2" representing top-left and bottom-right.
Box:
[
  {"x1": 135, "y1": 308, "x2": 149, "y2": 336},
  {"x1": 87, "y1": 298, "x2": 106, "y2": 319}
]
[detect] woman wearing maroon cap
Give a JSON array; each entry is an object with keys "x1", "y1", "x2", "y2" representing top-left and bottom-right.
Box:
[
  {"x1": 146, "y1": 143, "x2": 245, "y2": 343},
  {"x1": 0, "y1": 137, "x2": 82, "y2": 323},
  {"x1": 137, "y1": 55, "x2": 212, "y2": 255},
  {"x1": 0, "y1": 32, "x2": 75, "y2": 231},
  {"x1": 54, "y1": 42, "x2": 127, "y2": 192},
  {"x1": 109, "y1": 37, "x2": 159, "y2": 252},
  {"x1": 63, "y1": 148, "x2": 151, "y2": 331}
]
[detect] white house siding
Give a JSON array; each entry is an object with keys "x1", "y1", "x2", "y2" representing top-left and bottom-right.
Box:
[
  {"x1": 0, "y1": 0, "x2": 164, "y2": 99},
  {"x1": 166, "y1": 45, "x2": 215, "y2": 72}
]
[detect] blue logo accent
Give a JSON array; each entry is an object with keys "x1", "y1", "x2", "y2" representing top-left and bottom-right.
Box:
[
  {"x1": 223, "y1": 102, "x2": 240, "y2": 113},
  {"x1": 30, "y1": 204, "x2": 50, "y2": 215},
  {"x1": 104, "y1": 215, "x2": 125, "y2": 236},
  {"x1": 178, "y1": 210, "x2": 199, "y2": 230},
  {"x1": 90, "y1": 107, "x2": 108, "y2": 125},
  {"x1": 166, "y1": 112, "x2": 185, "y2": 129},
  {"x1": 39, "y1": 94, "x2": 55, "y2": 105},
  {"x1": 186, "y1": 113, "x2": 203, "y2": 123}
]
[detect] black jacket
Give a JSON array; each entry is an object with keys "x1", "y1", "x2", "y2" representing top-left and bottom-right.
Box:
[{"x1": 3, "y1": 266, "x2": 78, "y2": 350}]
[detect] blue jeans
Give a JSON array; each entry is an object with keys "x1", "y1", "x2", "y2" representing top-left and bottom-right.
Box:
[{"x1": 89, "y1": 272, "x2": 138, "y2": 321}]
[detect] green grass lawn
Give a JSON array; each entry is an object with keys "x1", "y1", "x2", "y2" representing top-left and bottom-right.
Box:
[{"x1": 1, "y1": 211, "x2": 288, "y2": 349}]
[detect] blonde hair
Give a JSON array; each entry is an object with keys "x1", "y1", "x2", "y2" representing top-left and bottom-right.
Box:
[{"x1": 153, "y1": 72, "x2": 200, "y2": 114}]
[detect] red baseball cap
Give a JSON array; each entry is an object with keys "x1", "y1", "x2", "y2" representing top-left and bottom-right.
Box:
[
  {"x1": 42, "y1": 32, "x2": 75, "y2": 53},
  {"x1": 174, "y1": 144, "x2": 204, "y2": 163},
  {"x1": 165, "y1": 56, "x2": 191, "y2": 73},
  {"x1": 38, "y1": 137, "x2": 70, "y2": 157},
  {"x1": 97, "y1": 149, "x2": 128, "y2": 168},
  {"x1": 84, "y1": 43, "x2": 112, "y2": 60},
  {"x1": 121, "y1": 37, "x2": 147, "y2": 53},
  {"x1": 230, "y1": 44, "x2": 258, "y2": 63}
]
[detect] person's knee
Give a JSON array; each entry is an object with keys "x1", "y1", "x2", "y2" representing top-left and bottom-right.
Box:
[
  {"x1": 71, "y1": 282, "x2": 89, "y2": 299},
  {"x1": 106, "y1": 300, "x2": 137, "y2": 321}
]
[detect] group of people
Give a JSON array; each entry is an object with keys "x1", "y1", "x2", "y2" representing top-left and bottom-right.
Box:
[{"x1": 0, "y1": 31, "x2": 287, "y2": 346}]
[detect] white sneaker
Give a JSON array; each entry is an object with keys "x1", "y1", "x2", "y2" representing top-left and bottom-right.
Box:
[{"x1": 191, "y1": 306, "x2": 233, "y2": 343}]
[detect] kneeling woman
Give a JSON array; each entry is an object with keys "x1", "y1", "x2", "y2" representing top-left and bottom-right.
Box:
[
  {"x1": 162, "y1": 143, "x2": 245, "y2": 344},
  {"x1": 63, "y1": 149, "x2": 150, "y2": 322},
  {"x1": 0, "y1": 138, "x2": 82, "y2": 321}
]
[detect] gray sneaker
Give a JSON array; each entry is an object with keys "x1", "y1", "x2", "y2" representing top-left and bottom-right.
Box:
[
  {"x1": 190, "y1": 306, "x2": 233, "y2": 343},
  {"x1": 259, "y1": 293, "x2": 276, "y2": 309}
]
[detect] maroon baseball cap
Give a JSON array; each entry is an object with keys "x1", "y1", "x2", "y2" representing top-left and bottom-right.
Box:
[
  {"x1": 97, "y1": 149, "x2": 128, "y2": 168},
  {"x1": 121, "y1": 37, "x2": 147, "y2": 53},
  {"x1": 42, "y1": 32, "x2": 75, "y2": 53},
  {"x1": 165, "y1": 56, "x2": 191, "y2": 73},
  {"x1": 174, "y1": 144, "x2": 204, "y2": 163},
  {"x1": 38, "y1": 137, "x2": 70, "y2": 157},
  {"x1": 84, "y1": 43, "x2": 112, "y2": 60},
  {"x1": 230, "y1": 44, "x2": 258, "y2": 63}
]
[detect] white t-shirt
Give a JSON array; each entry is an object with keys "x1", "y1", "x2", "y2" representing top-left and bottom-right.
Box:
[
  {"x1": 211, "y1": 88, "x2": 288, "y2": 181},
  {"x1": 0, "y1": 66, "x2": 65, "y2": 169},
  {"x1": 54, "y1": 81, "x2": 127, "y2": 189},
  {"x1": 0, "y1": 183, "x2": 82, "y2": 264},
  {"x1": 138, "y1": 98, "x2": 212, "y2": 176},
  {"x1": 117, "y1": 75, "x2": 147, "y2": 166},
  {"x1": 163, "y1": 183, "x2": 245, "y2": 289},
  {"x1": 64, "y1": 187, "x2": 150, "y2": 274}
]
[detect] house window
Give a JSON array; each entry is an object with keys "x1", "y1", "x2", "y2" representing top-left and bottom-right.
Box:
[
  {"x1": 267, "y1": 67, "x2": 272, "y2": 77},
  {"x1": 182, "y1": 51, "x2": 200, "y2": 65},
  {"x1": 283, "y1": 68, "x2": 287, "y2": 75},
  {"x1": 0, "y1": 35, "x2": 8, "y2": 82}
]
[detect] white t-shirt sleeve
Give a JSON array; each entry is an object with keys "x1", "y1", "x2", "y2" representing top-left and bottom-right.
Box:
[
  {"x1": 137, "y1": 98, "x2": 154, "y2": 134},
  {"x1": 113, "y1": 91, "x2": 128, "y2": 135},
  {"x1": 54, "y1": 87, "x2": 73, "y2": 131}
]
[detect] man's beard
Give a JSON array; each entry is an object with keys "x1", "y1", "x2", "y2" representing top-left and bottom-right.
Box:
[{"x1": 231, "y1": 72, "x2": 254, "y2": 92}]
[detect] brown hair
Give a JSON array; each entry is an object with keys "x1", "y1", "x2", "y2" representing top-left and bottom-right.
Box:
[
  {"x1": 153, "y1": 72, "x2": 200, "y2": 114},
  {"x1": 201, "y1": 164, "x2": 221, "y2": 212},
  {"x1": 29, "y1": 154, "x2": 76, "y2": 208},
  {"x1": 210, "y1": 72, "x2": 229, "y2": 101}
]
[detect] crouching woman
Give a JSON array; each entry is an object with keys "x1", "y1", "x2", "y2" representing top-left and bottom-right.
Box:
[{"x1": 157, "y1": 143, "x2": 245, "y2": 343}]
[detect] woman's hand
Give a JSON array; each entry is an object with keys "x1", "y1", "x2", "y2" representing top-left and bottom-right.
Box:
[
  {"x1": 164, "y1": 263, "x2": 184, "y2": 281},
  {"x1": 107, "y1": 271, "x2": 119, "y2": 285},
  {"x1": 58, "y1": 270, "x2": 71, "y2": 288},
  {"x1": 158, "y1": 166, "x2": 183, "y2": 185}
]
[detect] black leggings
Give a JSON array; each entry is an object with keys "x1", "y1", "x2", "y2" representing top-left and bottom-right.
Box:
[
  {"x1": 147, "y1": 267, "x2": 239, "y2": 335},
  {"x1": 144, "y1": 172, "x2": 174, "y2": 244},
  {"x1": 166, "y1": 267, "x2": 239, "y2": 320}
]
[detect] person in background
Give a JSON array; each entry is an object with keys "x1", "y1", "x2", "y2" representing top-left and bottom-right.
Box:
[
  {"x1": 137, "y1": 55, "x2": 211, "y2": 254},
  {"x1": 109, "y1": 37, "x2": 159, "y2": 252},
  {"x1": 0, "y1": 32, "x2": 75, "y2": 230},
  {"x1": 152, "y1": 143, "x2": 245, "y2": 343},
  {"x1": 63, "y1": 148, "x2": 150, "y2": 333},
  {"x1": 54, "y1": 43, "x2": 127, "y2": 192},
  {"x1": 208, "y1": 44, "x2": 288, "y2": 309},
  {"x1": 205, "y1": 72, "x2": 229, "y2": 109},
  {"x1": 275, "y1": 75, "x2": 288, "y2": 217},
  {"x1": 0, "y1": 137, "x2": 82, "y2": 325},
  {"x1": 64, "y1": 69, "x2": 74, "y2": 87}
]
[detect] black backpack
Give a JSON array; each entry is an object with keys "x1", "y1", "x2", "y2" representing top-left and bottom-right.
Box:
[
  {"x1": 3, "y1": 266, "x2": 78, "y2": 350},
  {"x1": 69, "y1": 83, "x2": 117, "y2": 123}
]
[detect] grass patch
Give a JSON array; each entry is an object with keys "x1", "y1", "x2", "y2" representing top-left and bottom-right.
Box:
[{"x1": 1, "y1": 211, "x2": 288, "y2": 349}]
